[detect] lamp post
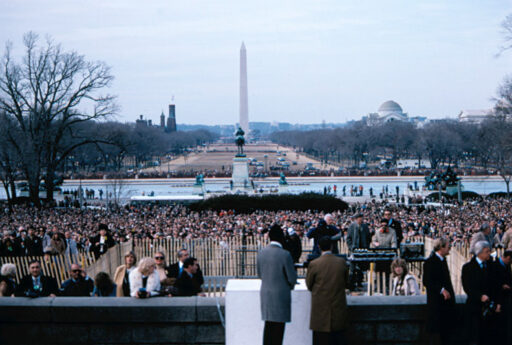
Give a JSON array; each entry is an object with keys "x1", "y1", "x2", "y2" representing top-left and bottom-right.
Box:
[{"x1": 79, "y1": 175, "x2": 83, "y2": 209}]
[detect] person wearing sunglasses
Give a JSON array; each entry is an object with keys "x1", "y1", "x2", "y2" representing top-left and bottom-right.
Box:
[
  {"x1": 154, "y1": 252, "x2": 168, "y2": 284},
  {"x1": 60, "y1": 263, "x2": 94, "y2": 297}
]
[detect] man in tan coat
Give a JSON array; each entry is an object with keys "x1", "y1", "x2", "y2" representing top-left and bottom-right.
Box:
[{"x1": 306, "y1": 236, "x2": 349, "y2": 345}]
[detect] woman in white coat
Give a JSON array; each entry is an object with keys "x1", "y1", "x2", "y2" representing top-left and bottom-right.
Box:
[
  {"x1": 129, "y1": 257, "x2": 161, "y2": 298},
  {"x1": 391, "y1": 258, "x2": 420, "y2": 296}
]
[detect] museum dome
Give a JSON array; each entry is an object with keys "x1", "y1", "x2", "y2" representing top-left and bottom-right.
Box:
[{"x1": 378, "y1": 100, "x2": 403, "y2": 113}]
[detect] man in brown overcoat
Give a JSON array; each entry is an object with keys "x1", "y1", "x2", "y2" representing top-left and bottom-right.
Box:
[{"x1": 306, "y1": 236, "x2": 349, "y2": 345}]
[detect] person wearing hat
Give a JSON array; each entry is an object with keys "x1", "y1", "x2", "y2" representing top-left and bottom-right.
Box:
[
  {"x1": 91, "y1": 224, "x2": 116, "y2": 258},
  {"x1": 257, "y1": 224, "x2": 297, "y2": 345},
  {"x1": 113, "y1": 251, "x2": 137, "y2": 296}
]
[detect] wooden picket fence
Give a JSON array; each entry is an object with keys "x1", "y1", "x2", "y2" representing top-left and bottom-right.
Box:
[
  {"x1": 133, "y1": 237, "x2": 321, "y2": 277},
  {"x1": 85, "y1": 241, "x2": 133, "y2": 279},
  {"x1": 1, "y1": 235, "x2": 481, "y2": 296},
  {"x1": 0, "y1": 252, "x2": 96, "y2": 288},
  {"x1": 133, "y1": 237, "x2": 349, "y2": 277},
  {"x1": 203, "y1": 276, "x2": 230, "y2": 297}
]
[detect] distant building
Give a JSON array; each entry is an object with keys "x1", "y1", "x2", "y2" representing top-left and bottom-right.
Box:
[
  {"x1": 160, "y1": 111, "x2": 165, "y2": 128},
  {"x1": 458, "y1": 109, "x2": 494, "y2": 124},
  {"x1": 396, "y1": 159, "x2": 431, "y2": 169},
  {"x1": 364, "y1": 100, "x2": 408, "y2": 125},
  {"x1": 363, "y1": 100, "x2": 427, "y2": 127},
  {"x1": 167, "y1": 104, "x2": 177, "y2": 132},
  {"x1": 134, "y1": 103, "x2": 177, "y2": 132},
  {"x1": 135, "y1": 115, "x2": 148, "y2": 128}
]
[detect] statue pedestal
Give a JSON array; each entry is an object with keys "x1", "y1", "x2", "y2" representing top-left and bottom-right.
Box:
[
  {"x1": 446, "y1": 185, "x2": 463, "y2": 196},
  {"x1": 278, "y1": 184, "x2": 289, "y2": 194},
  {"x1": 193, "y1": 184, "x2": 205, "y2": 195},
  {"x1": 231, "y1": 157, "x2": 251, "y2": 192}
]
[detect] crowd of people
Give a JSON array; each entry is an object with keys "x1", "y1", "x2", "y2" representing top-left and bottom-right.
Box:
[
  {"x1": 259, "y1": 227, "x2": 512, "y2": 345},
  {"x1": 0, "y1": 248, "x2": 205, "y2": 298},
  {"x1": 1, "y1": 198, "x2": 512, "y2": 260},
  {"x1": 2, "y1": 198, "x2": 512, "y2": 344},
  {"x1": 64, "y1": 165, "x2": 498, "y2": 180}
]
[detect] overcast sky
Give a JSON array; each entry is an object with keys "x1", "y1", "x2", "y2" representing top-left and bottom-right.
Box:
[{"x1": 1, "y1": 0, "x2": 511, "y2": 125}]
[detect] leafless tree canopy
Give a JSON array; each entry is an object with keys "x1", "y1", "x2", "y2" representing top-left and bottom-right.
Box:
[
  {"x1": 0, "y1": 32, "x2": 117, "y2": 205},
  {"x1": 500, "y1": 14, "x2": 512, "y2": 54}
]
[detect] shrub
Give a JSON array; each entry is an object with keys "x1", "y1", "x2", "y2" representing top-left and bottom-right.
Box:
[{"x1": 189, "y1": 193, "x2": 348, "y2": 214}]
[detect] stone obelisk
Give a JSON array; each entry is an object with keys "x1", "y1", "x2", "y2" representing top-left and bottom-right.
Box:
[{"x1": 239, "y1": 42, "x2": 249, "y2": 136}]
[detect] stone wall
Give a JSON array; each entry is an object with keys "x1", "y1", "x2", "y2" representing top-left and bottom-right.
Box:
[
  {"x1": 346, "y1": 295, "x2": 466, "y2": 345},
  {"x1": 0, "y1": 296, "x2": 467, "y2": 345},
  {"x1": 0, "y1": 297, "x2": 225, "y2": 345}
]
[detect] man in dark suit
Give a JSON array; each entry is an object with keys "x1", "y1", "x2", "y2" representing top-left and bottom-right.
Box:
[
  {"x1": 284, "y1": 225, "x2": 302, "y2": 263},
  {"x1": 90, "y1": 224, "x2": 116, "y2": 258},
  {"x1": 16, "y1": 260, "x2": 58, "y2": 297},
  {"x1": 60, "y1": 264, "x2": 94, "y2": 297},
  {"x1": 27, "y1": 227, "x2": 43, "y2": 256},
  {"x1": 15, "y1": 230, "x2": 30, "y2": 256},
  {"x1": 346, "y1": 213, "x2": 371, "y2": 289},
  {"x1": 307, "y1": 214, "x2": 341, "y2": 255},
  {"x1": 306, "y1": 236, "x2": 349, "y2": 345},
  {"x1": 423, "y1": 237, "x2": 456, "y2": 345},
  {"x1": 462, "y1": 241, "x2": 500, "y2": 345},
  {"x1": 166, "y1": 248, "x2": 190, "y2": 279},
  {"x1": 383, "y1": 209, "x2": 403, "y2": 245},
  {"x1": 0, "y1": 232, "x2": 19, "y2": 256},
  {"x1": 166, "y1": 248, "x2": 204, "y2": 287},
  {"x1": 257, "y1": 224, "x2": 297, "y2": 345},
  {"x1": 490, "y1": 250, "x2": 512, "y2": 343},
  {"x1": 174, "y1": 257, "x2": 204, "y2": 296}
]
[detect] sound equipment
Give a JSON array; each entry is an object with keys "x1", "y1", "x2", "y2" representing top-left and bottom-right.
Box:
[{"x1": 400, "y1": 242, "x2": 424, "y2": 260}]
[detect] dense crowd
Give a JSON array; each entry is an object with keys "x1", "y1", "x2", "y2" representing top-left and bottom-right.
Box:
[
  {"x1": 65, "y1": 165, "x2": 497, "y2": 180},
  {"x1": 2, "y1": 199, "x2": 512, "y2": 344},
  {"x1": 0, "y1": 248, "x2": 205, "y2": 298},
  {"x1": 1, "y1": 198, "x2": 512, "y2": 259}
]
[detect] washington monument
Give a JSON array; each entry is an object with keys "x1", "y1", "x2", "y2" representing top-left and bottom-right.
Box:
[{"x1": 239, "y1": 42, "x2": 249, "y2": 136}]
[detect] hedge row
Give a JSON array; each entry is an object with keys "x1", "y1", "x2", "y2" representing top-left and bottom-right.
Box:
[
  {"x1": 426, "y1": 191, "x2": 483, "y2": 201},
  {"x1": 189, "y1": 193, "x2": 348, "y2": 213}
]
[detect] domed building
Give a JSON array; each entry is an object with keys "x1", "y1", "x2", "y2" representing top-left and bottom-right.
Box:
[
  {"x1": 364, "y1": 100, "x2": 413, "y2": 126},
  {"x1": 377, "y1": 100, "x2": 408, "y2": 121}
]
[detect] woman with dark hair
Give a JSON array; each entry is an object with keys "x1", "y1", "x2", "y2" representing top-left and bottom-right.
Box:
[
  {"x1": 391, "y1": 258, "x2": 420, "y2": 296},
  {"x1": 92, "y1": 272, "x2": 116, "y2": 297}
]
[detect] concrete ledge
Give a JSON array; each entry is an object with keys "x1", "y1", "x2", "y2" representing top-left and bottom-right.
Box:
[
  {"x1": 0, "y1": 296, "x2": 467, "y2": 345},
  {"x1": 0, "y1": 297, "x2": 225, "y2": 345}
]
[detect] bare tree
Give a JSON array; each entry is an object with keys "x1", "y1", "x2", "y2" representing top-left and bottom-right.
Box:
[
  {"x1": 479, "y1": 119, "x2": 512, "y2": 195},
  {"x1": 495, "y1": 75, "x2": 512, "y2": 117},
  {"x1": 0, "y1": 115, "x2": 20, "y2": 203},
  {"x1": 0, "y1": 32, "x2": 117, "y2": 205},
  {"x1": 499, "y1": 14, "x2": 512, "y2": 55}
]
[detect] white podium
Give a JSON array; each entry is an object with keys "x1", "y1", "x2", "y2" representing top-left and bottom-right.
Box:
[{"x1": 226, "y1": 279, "x2": 312, "y2": 345}]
